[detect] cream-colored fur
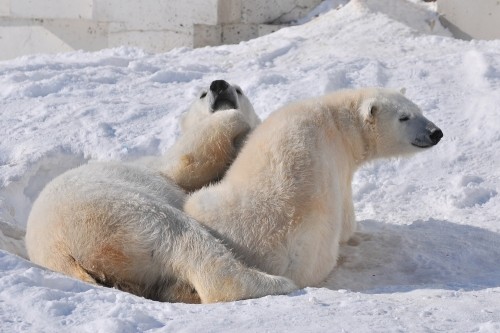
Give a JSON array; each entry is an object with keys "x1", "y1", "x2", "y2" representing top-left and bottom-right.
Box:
[
  {"x1": 185, "y1": 88, "x2": 443, "y2": 288},
  {"x1": 25, "y1": 82, "x2": 296, "y2": 303}
]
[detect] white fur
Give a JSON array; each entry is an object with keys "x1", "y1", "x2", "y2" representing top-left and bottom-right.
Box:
[
  {"x1": 185, "y1": 88, "x2": 442, "y2": 288},
  {"x1": 25, "y1": 83, "x2": 296, "y2": 304}
]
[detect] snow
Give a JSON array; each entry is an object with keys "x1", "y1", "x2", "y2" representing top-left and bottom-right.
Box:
[{"x1": 1, "y1": 0, "x2": 500, "y2": 331}]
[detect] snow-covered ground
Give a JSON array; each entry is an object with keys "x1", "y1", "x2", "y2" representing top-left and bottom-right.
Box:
[{"x1": 1, "y1": 0, "x2": 500, "y2": 331}]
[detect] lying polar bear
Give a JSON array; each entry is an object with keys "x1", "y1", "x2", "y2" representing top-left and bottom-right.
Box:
[
  {"x1": 185, "y1": 87, "x2": 443, "y2": 289},
  {"x1": 25, "y1": 81, "x2": 296, "y2": 304}
]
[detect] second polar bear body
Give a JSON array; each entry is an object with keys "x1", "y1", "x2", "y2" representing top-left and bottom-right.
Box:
[
  {"x1": 185, "y1": 88, "x2": 443, "y2": 288},
  {"x1": 25, "y1": 81, "x2": 298, "y2": 303}
]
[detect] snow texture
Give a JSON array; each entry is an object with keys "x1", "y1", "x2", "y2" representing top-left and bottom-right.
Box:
[{"x1": 1, "y1": 0, "x2": 500, "y2": 331}]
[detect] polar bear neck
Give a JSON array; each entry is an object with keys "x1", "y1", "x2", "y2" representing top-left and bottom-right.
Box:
[{"x1": 321, "y1": 92, "x2": 377, "y2": 168}]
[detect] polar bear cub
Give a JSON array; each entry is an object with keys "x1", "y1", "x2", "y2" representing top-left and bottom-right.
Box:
[
  {"x1": 25, "y1": 81, "x2": 295, "y2": 304},
  {"x1": 185, "y1": 87, "x2": 443, "y2": 289}
]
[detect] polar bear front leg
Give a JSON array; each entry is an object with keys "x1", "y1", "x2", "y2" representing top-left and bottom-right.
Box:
[{"x1": 340, "y1": 186, "x2": 357, "y2": 244}]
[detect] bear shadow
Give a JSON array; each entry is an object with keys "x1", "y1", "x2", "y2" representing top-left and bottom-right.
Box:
[{"x1": 323, "y1": 219, "x2": 500, "y2": 293}]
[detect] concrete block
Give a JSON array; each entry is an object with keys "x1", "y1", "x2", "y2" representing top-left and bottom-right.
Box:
[
  {"x1": 0, "y1": 17, "x2": 108, "y2": 60},
  {"x1": 108, "y1": 30, "x2": 194, "y2": 53},
  {"x1": 107, "y1": 20, "x2": 190, "y2": 36},
  {"x1": 278, "y1": 0, "x2": 323, "y2": 23},
  {"x1": 437, "y1": 0, "x2": 500, "y2": 40},
  {"x1": 241, "y1": 0, "x2": 290, "y2": 24},
  {"x1": 222, "y1": 23, "x2": 258, "y2": 44},
  {"x1": 0, "y1": 0, "x2": 320, "y2": 59},
  {"x1": 241, "y1": 0, "x2": 321, "y2": 24},
  {"x1": 94, "y1": 0, "x2": 178, "y2": 28},
  {"x1": 217, "y1": 0, "x2": 241, "y2": 24},
  {"x1": 193, "y1": 24, "x2": 222, "y2": 47},
  {"x1": 258, "y1": 24, "x2": 287, "y2": 37},
  {"x1": 0, "y1": 0, "x2": 9, "y2": 16},
  {"x1": 296, "y1": 0, "x2": 323, "y2": 8},
  {"x1": 95, "y1": 0, "x2": 223, "y2": 30},
  {"x1": 9, "y1": 0, "x2": 93, "y2": 20},
  {"x1": 42, "y1": 19, "x2": 108, "y2": 51},
  {"x1": 0, "y1": 23, "x2": 73, "y2": 60}
]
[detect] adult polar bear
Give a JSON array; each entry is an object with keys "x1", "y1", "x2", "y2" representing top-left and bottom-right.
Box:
[
  {"x1": 185, "y1": 87, "x2": 443, "y2": 288},
  {"x1": 25, "y1": 80, "x2": 297, "y2": 304}
]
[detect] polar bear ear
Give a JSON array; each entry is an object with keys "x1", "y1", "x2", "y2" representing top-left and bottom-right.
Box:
[
  {"x1": 360, "y1": 98, "x2": 378, "y2": 124},
  {"x1": 399, "y1": 87, "x2": 407, "y2": 95}
]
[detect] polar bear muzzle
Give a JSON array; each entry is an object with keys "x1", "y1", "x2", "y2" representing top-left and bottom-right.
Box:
[
  {"x1": 411, "y1": 120, "x2": 443, "y2": 148},
  {"x1": 208, "y1": 80, "x2": 238, "y2": 112}
]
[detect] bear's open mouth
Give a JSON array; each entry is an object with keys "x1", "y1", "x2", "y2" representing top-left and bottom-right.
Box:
[
  {"x1": 411, "y1": 142, "x2": 432, "y2": 148},
  {"x1": 411, "y1": 141, "x2": 432, "y2": 148},
  {"x1": 212, "y1": 98, "x2": 237, "y2": 111},
  {"x1": 211, "y1": 94, "x2": 238, "y2": 112}
]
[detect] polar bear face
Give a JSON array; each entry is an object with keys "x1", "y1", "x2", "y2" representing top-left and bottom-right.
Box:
[
  {"x1": 181, "y1": 80, "x2": 260, "y2": 133},
  {"x1": 361, "y1": 89, "x2": 443, "y2": 157}
]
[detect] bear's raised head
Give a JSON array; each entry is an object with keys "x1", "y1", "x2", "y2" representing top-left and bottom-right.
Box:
[
  {"x1": 162, "y1": 80, "x2": 261, "y2": 192},
  {"x1": 182, "y1": 80, "x2": 260, "y2": 134},
  {"x1": 359, "y1": 88, "x2": 443, "y2": 158}
]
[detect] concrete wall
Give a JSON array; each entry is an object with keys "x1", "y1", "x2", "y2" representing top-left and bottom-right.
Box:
[
  {"x1": 437, "y1": 0, "x2": 500, "y2": 40},
  {"x1": 9, "y1": 0, "x2": 93, "y2": 20},
  {"x1": 0, "y1": 0, "x2": 322, "y2": 60}
]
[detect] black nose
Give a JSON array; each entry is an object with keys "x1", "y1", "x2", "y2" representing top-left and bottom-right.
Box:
[
  {"x1": 430, "y1": 128, "x2": 443, "y2": 145},
  {"x1": 210, "y1": 80, "x2": 230, "y2": 94}
]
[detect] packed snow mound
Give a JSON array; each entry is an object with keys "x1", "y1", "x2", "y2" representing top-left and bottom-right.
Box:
[
  {"x1": 360, "y1": 0, "x2": 448, "y2": 36},
  {"x1": 301, "y1": 0, "x2": 449, "y2": 37},
  {"x1": 1, "y1": 0, "x2": 500, "y2": 332}
]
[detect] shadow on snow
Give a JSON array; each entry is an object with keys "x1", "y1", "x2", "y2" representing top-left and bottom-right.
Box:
[{"x1": 324, "y1": 219, "x2": 500, "y2": 293}]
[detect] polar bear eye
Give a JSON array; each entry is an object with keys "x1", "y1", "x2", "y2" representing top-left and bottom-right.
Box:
[
  {"x1": 399, "y1": 115, "x2": 410, "y2": 122},
  {"x1": 235, "y1": 88, "x2": 243, "y2": 95},
  {"x1": 200, "y1": 91, "x2": 207, "y2": 99}
]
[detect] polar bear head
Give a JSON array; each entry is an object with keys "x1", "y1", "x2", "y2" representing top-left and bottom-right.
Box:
[
  {"x1": 360, "y1": 88, "x2": 443, "y2": 158},
  {"x1": 163, "y1": 80, "x2": 261, "y2": 192},
  {"x1": 181, "y1": 80, "x2": 260, "y2": 133}
]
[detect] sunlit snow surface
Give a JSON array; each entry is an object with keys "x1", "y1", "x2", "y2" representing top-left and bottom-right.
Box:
[{"x1": 1, "y1": 0, "x2": 499, "y2": 331}]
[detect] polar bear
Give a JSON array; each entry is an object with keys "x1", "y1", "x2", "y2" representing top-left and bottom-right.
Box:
[
  {"x1": 145, "y1": 79, "x2": 261, "y2": 192},
  {"x1": 185, "y1": 87, "x2": 443, "y2": 288},
  {"x1": 25, "y1": 81, "x2": 295, "y2": 304}
]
